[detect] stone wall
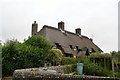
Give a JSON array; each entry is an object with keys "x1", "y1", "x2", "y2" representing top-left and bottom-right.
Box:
[{"x1": 12, "y1": 65, "x2": 119, "y2": 80}]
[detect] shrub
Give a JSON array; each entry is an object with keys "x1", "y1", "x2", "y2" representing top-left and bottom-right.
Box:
[
  {"x1": 77, "y1": 58, "x2": 112, "y2": 77},
  {"x1": 61, "y1": 57, "x2": 113, "y2": 77},
  {"x1": 63, "y1": 65, "x2": 76, "y2": 74},
  {"x1": 24, "y1": 35, "x2": 52, "y2": 51},
  {"x1": 2, "y1": 40, "x2": 47, "y2": 76},
  {"x1": 90, "y1": 52, "x2": 111, "y2": 57},
  {"x1": 115, "y1": 72, "x2": 120, "y2": 78},
  {"x1": 61, "y1": 57, "x2": 77, "y2": 65},
  {"x1": 46, "y1": 48, "x2": 63, "y2": 65},
  {"x1": 2, "y1": 36, "x2": 53, "y2": 77}
]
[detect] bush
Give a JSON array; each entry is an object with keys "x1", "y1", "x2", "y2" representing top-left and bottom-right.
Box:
[
  {"x1": 61, "y1": 57, "x2": 113, "y2": 77},
  {"x1": 77, "y1": 58, "x2": 112, "y2": 77},
  {"x1": 24, "y1": 35, "x2": 52, "y2": 52},
  {"x1": 2, "y1": 36, "x2": 53, "y2": 77},
  {"x1": 115, "y1": 72, "x2": 120, "y2": 78},
  {"x1": 61, "y1": 57, "x2": 77, "y2": 65},
  {"x1": 90, "y1": 53, "x2": 113, "y2": 70},
  {"x1": 2, "y1": 40, "x2": 47, "y2": 76},
  {"x1": 90, "y1": 52, "x2": 111, "y2": 57},
  {"x1": 63, "y1": 65, "x2": 76, "y2": 74},
  {"x1": 83, "y1": 62, "x2": 112, "y2": 76},
  {"x1": 46, "y1": 48, "x2": 63, "y2": 65}
]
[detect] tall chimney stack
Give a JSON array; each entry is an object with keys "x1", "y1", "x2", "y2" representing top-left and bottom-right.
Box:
[
  {"x1": 32, "y1": 21, "x2": 38, "y2": 35},
  {"x1": 58, "y1": 21, "x2": 64, "y2": 31},
  {"x1": 75, "y1": 28, "x2": 81, "y2": 35}
]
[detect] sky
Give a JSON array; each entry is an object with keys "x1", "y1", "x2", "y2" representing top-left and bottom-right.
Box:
[
  {"x1": 0, "y1": 0, "x2": 119, "y2": 53},
  {"x1": 119, "y1": 1, "x2": 120, "y2": 51}
]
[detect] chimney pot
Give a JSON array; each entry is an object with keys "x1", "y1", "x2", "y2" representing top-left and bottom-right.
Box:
[
  {"x1": 34, "y1": 21, "x2": 36, "y2": 23},
  {"x1": 75, "y1": 28, "x2": 81, "y2": 35},
  {"x1": 58, "y1": 21, "x2": 64, "y2": 30}
]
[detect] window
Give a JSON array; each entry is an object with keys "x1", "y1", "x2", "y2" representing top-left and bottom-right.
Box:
[
  {"x1": 85, "y1": 49, "x2": 90, "y2": 56},
  {"x1": 92, "y1": 48, "x2": 96, "y2": 52},
  {"x1": 76, "y1": 46, "x2": 81, "y2": 51},
  {"x1": 76, "y1": 46, "x2": 78, "y2": 50},
  {"x1": 69, "y1": 45, "x2": 73, "y2": 49},
  {"x1": 55, "y1": 43, "x2": 64, "y2": 54}
]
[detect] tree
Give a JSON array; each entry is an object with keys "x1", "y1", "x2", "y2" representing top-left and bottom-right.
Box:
[
  {"x1": 24, "y1": 35, "x2": 53, "y2": 64},
  {"x1": 2, "y1": 35, "x2": 65, "y2": 76},
  {"x1": 2, "y1": 40, "x2": 20, "y2": 76},
  {"x1": 2, "y1": 36, "x2": 53, "y2": 77},
  {"x1": 24, "y1": 35, "x2": 52, "y2": 52}
]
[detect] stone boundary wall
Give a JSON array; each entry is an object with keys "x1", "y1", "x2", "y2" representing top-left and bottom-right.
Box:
[
  {"x1": 12, "y1": 65, "x2": 120, "y2": 80},
  {"x1": 13, "y1": 74, "x2": 119, "y2": 80}
]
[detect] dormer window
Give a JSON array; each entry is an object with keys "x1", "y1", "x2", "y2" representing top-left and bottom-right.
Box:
[
  {"x1": 85, "y1": 48, "x2": 90, "y2": 56},
  {"x1": 69, "y1": 45, "x2": 73, "y2": 49},
  {"x1": 92, "y1": 48, "x2": 96, "y2": 53},
  {"x1": 76, "y1": 46, "x2": 79, "y2": 50},
  {"x1": 55, "y1": 43, "x2": 61, "y2": 47}
]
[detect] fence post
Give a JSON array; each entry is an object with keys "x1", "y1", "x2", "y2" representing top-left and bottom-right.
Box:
[
  {"x1": 104, "y1": 58, "x2": 106, "y2": 69},
  {"x1": 111, "y1": 57, "x2": 115, "y2": 78}
]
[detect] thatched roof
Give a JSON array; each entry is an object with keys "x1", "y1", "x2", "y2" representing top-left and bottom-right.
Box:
[{"x1": 32, "y1": 21, "x2": 103, "y2": 57}]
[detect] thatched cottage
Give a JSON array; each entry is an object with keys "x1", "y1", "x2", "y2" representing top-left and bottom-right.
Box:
[{"x1": 31, "y1": 21, "x2": 103, "y2": 57}]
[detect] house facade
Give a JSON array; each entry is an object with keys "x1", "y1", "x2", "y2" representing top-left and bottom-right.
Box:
[{"x1": 31, "y1": 21, "x2": 103, "y2": 57}]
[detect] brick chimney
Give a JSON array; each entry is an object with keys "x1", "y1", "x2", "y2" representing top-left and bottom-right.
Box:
[
  {"x1": 58, "y1": 21, "x2": 64, "y2": 31},
  {"x1": 75, "y1": 28, "x2": 81, "y2": 35},
  {"x1": 32, "y1": 21, "x2": 38, "y2": 35}
]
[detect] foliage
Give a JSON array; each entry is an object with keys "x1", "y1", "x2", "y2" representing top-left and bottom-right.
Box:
[
  {"x1": 90, "y1": 52, "x2": 111, "y2": 57},
  {"x1": 61, "y1": 57, "x2": 113, "y2": 77},
  {"x1": 89, "y1": 52, "x2": 112, "y2": 70},
  {"x1": 2, "y1": 40, "x2": 43, "y2": 76},
  {"x1": 90, "y1": 52, "x2": 120, "y2": 78},
  {"x1": 61, "y1": 57, "x2": 77, "y2": 65},
  {"x1": 63, "y1": 65, "x2": 76, "y2": 74},
  {"x1": 46, "y1": 48, "x2": 63, "y2": 65},
  {"x1": 115, "y1": 72, "x2": 120, "y2": 78},
  {"x1": 80, "y1": 58, "x2": 112, "y2": 77},
  {"x1": 0, "y1": 42, "x2": 2, "y2": 57},
  {"x1": 51, "y1": 48, "x2": 63, "y2": 60},
  {"x1": 2, "y1": 35, "x2": 120, "y2": 78},
  {"x1": 0, "y1": 42, "x2": 2, "y2": 78},
  {"x1": 2, "y1": 35, "x2": 54, "y2": 77},
  {"x1": 2, "y1": 40, "x2": 20, "y2": 76},
  {"x1": 111, "y1": 51, "x2": 120, "y2": 59},
  {"x1": 111, "y1": 51, "x2": 120, "y2": 76},
  {"x1": 24, "y1": 35, "x2": 52, "y2": 52}
]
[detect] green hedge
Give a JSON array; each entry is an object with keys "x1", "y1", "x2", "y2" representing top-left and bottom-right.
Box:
[
  {"x1": 115, "y1": 72, "x2": 120, "y2": 78},
  {"x1": 63, "y1": 65, "x2": 76, "y2": 74},
  {"x1": 61, "y1": 57, "x2": 113, "y2": 77},
  {"x1": 61, "y1": 57, "x2": 77, "y2": 65},
  {"x1": 83, "y1": 59, "x2": 112, "y2": 76},
  {"x1": 2, "y1": 36, "x2": 53, "y2": 77}
]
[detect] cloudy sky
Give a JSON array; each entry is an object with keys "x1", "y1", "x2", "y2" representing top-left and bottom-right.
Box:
[{"x1": 0, "y1": 0, "x2": 119, "y2": 53}]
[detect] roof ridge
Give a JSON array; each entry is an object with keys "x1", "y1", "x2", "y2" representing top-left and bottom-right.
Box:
[
  {"x1": 43, "y1": 25, "x2": 80, "y2": 36},
  {"x1": 42, "y1": 25, "x2": 90, "y2": 40}
]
